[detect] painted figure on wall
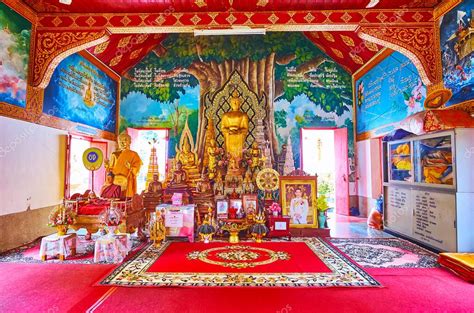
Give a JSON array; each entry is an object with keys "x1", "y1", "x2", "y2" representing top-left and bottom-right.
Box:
[
  {"x1": 0, "y1": 3, "x2": 31, "y2": 108},
  {"x1": 106, "y1": 132, "x2": 142, "y2": 197},
  {"x1": 440, "y1": 0, "x2": 474, "y2": 107}
]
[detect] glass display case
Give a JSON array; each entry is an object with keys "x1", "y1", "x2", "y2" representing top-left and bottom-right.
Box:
[
  {"x1": 414, "y1": 134, "x2": 454, "y2": 186},
  {"x1": 388, "y1": 140, "x2": 413, "y2": 183}
]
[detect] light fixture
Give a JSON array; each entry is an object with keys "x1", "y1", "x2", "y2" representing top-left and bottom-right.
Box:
[
  {"x1": 194, "y1": 27, "x2": 266, "y2": 36},
  {"x1": 366, "y1": 0, "x2": 380, "y2": 8},
  {"x1": 59, "y1": 0, "x2": 72, "y2": 4}
]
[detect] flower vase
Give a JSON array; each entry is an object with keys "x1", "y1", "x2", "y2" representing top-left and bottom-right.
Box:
[
  {"x1": 56, "y1": 225, "x2": 68, "y2": 236},
  {"x1": 318, "y1": 212, "x2": 327, "y2": 229}
]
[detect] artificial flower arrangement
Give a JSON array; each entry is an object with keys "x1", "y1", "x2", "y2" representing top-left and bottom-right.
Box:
[
  {"x1": 101, "y1": 207, "x2": 123, "y2": 235},
  {"x1": 268, "y1": 202, "x2": 282, "y2": 216},
  {"x1": 48, "y1": 204, "x2": 76, "y2": 227}
]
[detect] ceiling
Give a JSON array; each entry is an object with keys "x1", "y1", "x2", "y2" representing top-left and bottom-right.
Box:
[
  {"x1": 23, "y1": 0, "x2": 441, "y2": 13},
  {"x1": 22, "y1": 0, "x2": 439, "y2": 75}
]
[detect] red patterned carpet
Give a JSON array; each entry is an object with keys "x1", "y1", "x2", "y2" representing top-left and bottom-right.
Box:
[
  {"x1": 99, "y1": 238, "x2": 380, "y2": 287},
  {"x1": 147, "y1": 241, "x2": 331, "y2": 273}
]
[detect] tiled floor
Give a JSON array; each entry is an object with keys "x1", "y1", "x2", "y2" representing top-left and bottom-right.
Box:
[{"x1": 327, "y1": 212, "x2": 394, "y2": 238}]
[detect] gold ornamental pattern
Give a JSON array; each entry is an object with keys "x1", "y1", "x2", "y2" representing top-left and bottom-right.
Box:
[{"x1": 187, "y1": 245, "x2": 290, "y2": 269}]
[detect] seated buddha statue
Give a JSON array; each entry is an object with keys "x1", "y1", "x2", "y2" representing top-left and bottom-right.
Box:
[
  {"x1": 167, "y1": 161, "x2": 189, "y2": 189},
  {"x1": 220, "y1": 89, "x2": 249, "y2": 165},
  {"x1": 177, "y1": 138, "x2": 200, "y2": 186},
  {"x1": 193, "y1": 172, "x2": 214, "y2": 202},
  {"x1": 144, "y1": 174, "x2": 163, "y2": 196}
]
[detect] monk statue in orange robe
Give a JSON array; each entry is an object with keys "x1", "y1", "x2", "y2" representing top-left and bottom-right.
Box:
[
  {"x1": 105, "y1": 132, "x2": 142, "y2": 198},
  {"x1": 100, "y1": 172, "x2": 122, "y2": 199}
]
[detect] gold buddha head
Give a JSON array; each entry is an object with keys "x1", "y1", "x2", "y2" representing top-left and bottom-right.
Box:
[
  {"x1": 230, "y1": 90, "x2": 241, "y2": 111},
  {"x1": 118, "y1": 132, "x2": 131, "y2": 150},
  {"x1": 176, "y1": 161, "x2": 183, "y2": 170}
]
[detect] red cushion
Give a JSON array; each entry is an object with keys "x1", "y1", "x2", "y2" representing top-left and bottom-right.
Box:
[{"x1": 78, "y1": 204, "x2": 108, "y2": 215}]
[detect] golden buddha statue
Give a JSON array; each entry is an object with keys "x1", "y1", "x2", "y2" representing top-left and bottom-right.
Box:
[
  {"x1": 207, "y1": 139, "x2": 218, "y2": 180},
  {"x1": 220, "y1": 90, "x2": 249, "y2": 163},
  {"x1": 193, "y1": 172, "x2": 214, "y2": 202},
  {"x1": 145, "y1": 174, "x2": 163, "y2": 195},
  {"x1": 105, "y1": 132, "x2": 142, "y2": 197},
  {"x1": 175, "y1": 117, "x2": 200, "y2": 186},
  {"x1": 213, "y1": 171, "x2": 224, "y2": 196},
  {"x1": 168, "y1": 161, "x2": 188, "y2": 188}
]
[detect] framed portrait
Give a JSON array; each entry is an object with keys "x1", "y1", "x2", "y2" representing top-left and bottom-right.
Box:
[
  {"x1": 229, "y1": 199, "x2": 243, "y2": 213},
  {"x1": 280, "y1": 176, "x2": 318, "y2": 228},
  {"x1": 216, "y1": 200, "x2": 229, "y2": 219},
  {"x1": 242, "y1": 194, "x2": 257, "y2": 215}
]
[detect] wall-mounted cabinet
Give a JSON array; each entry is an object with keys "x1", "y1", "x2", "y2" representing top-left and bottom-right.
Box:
[{"x1": 383, "y1": 129, "x2": 474, "y2": 252}]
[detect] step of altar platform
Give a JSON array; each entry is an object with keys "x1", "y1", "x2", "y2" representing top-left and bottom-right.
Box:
[{"x1": 290, "y1": 228, "x2": 331, "y2": 237}]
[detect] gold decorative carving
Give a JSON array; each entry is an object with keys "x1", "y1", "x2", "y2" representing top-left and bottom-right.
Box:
[
  {"x1": 341, "y1": 35, "x2": 355, "y2": 47},
  {"x1": 31, "y1": 30, "x2": 109, "y2": 87},
  {"x1": 93, "y1": 41, "x2": 109, "y2": 54},
  {"x1": 118, "y1": 35, "x2": 132, "y2": 48},
  {"x1": 256, "y1": 0, "x2": 269, "y2": 7},
  {"x1": 195, "y1": 0, "x2": 207, "y2": 7},
  {"x1": 331, "y1": 48, "x2": 344, "y2": 58},
  {"x1": 190, "y1": 15, "x2": 202, "y2": 25},
  {"x1": 349, "y1": 52, "x2": 364, "y2": 65},
  {"x1": 130, "y1": 48, "x2": 143, "y2": 59},
  {"x1": 109, "y1": 54, "x2": 123, "y2": 67},
  {"x1": 363, "y1": 40, "x2": 379, "y2": 52},
  {"x1": 358, "y1": 26, "x2": 440, "y2": 85},
  {"x1": 322, "y1": 31, "x2": 335, "y2": 42}
]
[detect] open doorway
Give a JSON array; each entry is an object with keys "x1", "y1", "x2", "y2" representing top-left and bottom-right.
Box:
[
  {"x1": 301, "y1": 128, "x2": 349, "y2": 219},
  {"x1": 128, "y1": 128, "x2": 168, "y2": 193}
]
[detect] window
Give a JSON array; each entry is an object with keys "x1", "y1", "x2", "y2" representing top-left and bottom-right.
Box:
[{"x1": 66, "y1": 135, "x2": 107, "y2": 197}]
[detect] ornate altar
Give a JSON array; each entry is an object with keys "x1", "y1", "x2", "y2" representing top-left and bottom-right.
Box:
[{"x1": 66, "y1": 192, "x2": 145, "y2": 239}]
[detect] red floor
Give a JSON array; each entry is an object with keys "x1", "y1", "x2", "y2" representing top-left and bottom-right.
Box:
[{"x1": 1, "y1": 216, "x2": 473, "y2": 313}]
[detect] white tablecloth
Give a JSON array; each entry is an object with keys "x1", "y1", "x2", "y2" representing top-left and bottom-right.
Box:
[
  {"x1": 39, "y1": 233, "x2": 77, "y2": 260},
  {"x1": 93, "y1": 234, "x2": 131, "y2": 263}
]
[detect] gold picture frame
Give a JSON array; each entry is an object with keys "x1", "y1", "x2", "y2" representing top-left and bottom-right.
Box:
[{"x1": 280, "y1": 176, "x2": 318, "y2": 228}]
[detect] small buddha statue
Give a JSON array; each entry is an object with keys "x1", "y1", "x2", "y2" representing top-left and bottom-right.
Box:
[
  {"x1": 213, "y1": 172, "x2": 224, "y2": 196},
  {"x1": 169, "y1": 161, "x2": 188, "y2": 188},
  {"x1": 144, "y1": 174, "x2": 163, "y2": 196},
  {"x1": 176, "y1": 137, "x2": 200, "y2": 186},
  {"x1": 242, "y1": 170, "x2": 255, "y2": 194},
  {"x1": 220, "y1": 89, "x2": 249, "y2": 162},
  {"x1": 249, "y1": 141, "x2": 262, "y2": 171},
  {"x1": 207, "y1": 139, "x2": 218, "y2": 179},
  {"x1": 193, "y1": 172, "x2": 214, "y2": 202}
]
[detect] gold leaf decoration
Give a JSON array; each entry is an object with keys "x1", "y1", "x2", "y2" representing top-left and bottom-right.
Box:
[
  {"x1": 93, "y1": 41, "x2": 109, "y2": 54},
  {"x1": 195, "y1": 0, "x2": 207, "y2": 7},
  {"x1": 363, "y1": 40, "x2": 379, "y2": 52},
  {"x1": 322, "y1": 31, "x2": 335, "y2": 42},
  {"x1": 350, "y1": 52, "x2": 364, "y2": 65},
  {"x1": 130, "y1": 48, "x2": 143, "y2": 60},
  {"x1": 331, "y1": 48, "x2": 344, "y2": 58},
  {"x1": 109, "y1": 54, "x2": 123, "y2": 67},
  {"x1": 341, "y1": 35, "x2": 355, "y2": 47},
  {"x1": 257, "y1": 0, "x2": 269, "y2": 7},
  {"x1": 117, "y1": 35, "x2": 132, "y2": 49},
  {"x1": 135, "y1": 34, "x2": 149, "y2": 44}
]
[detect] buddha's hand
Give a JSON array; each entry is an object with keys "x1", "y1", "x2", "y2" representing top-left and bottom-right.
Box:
[{"x1": 125, "y1": 161, "x2": 131, "y2": 169}]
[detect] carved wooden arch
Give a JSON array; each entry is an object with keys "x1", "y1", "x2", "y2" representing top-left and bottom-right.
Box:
[
  {"x1": 30, "y1": 29, "x2": 110, "y2": 88},
  {"x1": 357, "y1": 25, "x2": 441, "y2": 86}
]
